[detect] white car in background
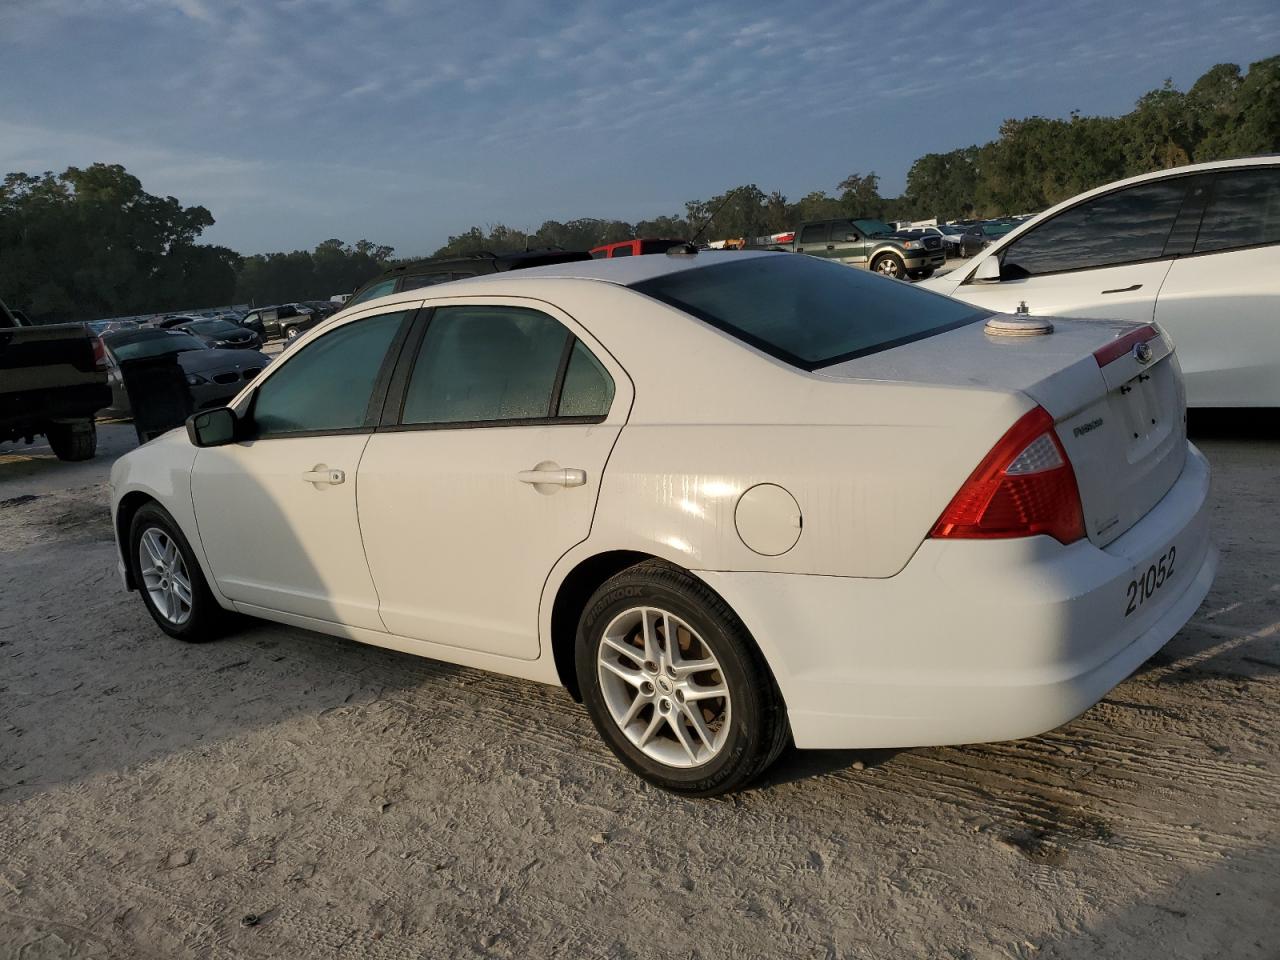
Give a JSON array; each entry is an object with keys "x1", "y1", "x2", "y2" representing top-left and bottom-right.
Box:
[
  {"x1": 110, "y1": 252, "x2": 1216, "y2": 795},
  {"x1": 920, "y1": 156, "x2": 1280, "y2": 408}
]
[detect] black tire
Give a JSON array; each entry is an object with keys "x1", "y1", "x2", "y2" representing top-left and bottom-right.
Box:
[
  {"x1": 45, "y1": 419, "x2": 97, "y2": 461},
  {"x1": 576, "y1": 560, "x2": 790, "y2": 796},
  {"x1": 128, "y1": 502, "x2": 226, "y2": 642},
  {"x1": 909, "y1": 267, "x2": 935, "y2": 281},
  {"x1": 871, "y1": 253, "x2": 906, "y2": 279}
]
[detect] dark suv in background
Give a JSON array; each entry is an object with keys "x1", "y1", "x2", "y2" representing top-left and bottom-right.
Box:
[
  {"x1": 236, "y1": 303, "x2": 320, "y2": 342},
  {"x1": 345, "y1": 250, "x2": 592, "y2": 309}
]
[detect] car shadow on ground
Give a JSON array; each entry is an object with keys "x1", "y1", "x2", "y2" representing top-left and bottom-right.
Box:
[{"x1": 753, "y1": 744, "x2": 907, "y2": 788}]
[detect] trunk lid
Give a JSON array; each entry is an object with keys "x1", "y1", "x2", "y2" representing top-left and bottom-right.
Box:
[{"x1": 820, "y1": 314, "x2": 1187, "y2": 547}]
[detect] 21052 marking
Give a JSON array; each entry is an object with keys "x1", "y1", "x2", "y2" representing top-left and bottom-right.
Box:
[{"x1": 1126, "y1": 545, "x2": 1176, "y2": 617}]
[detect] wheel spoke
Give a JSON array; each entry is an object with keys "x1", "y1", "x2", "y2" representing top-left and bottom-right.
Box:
[
  {"x1": 636, "y1": 710, "x2": 663, "y2": 748},
  {"x1": 619, "y1": 694, "x2": 648, "y2": 728},
  {"x1": 602, "y1": 635, "x2": 644, "y2": 666},
  {"x1": 171, "y1": 575, "x2": 192, "y2": 605},
  {"x1": 682, "y1": 702, "x2": 716, "y2": 750},
  {"x1": 684, "y1": 682, "x2": 728, "y2": 702},
  {"x1": 142, "y1": 531, "x2": 164, "y2": 565},
  {"x1": 668, "y1": 711, "x2": 698, "y2": 762},
  {"x1": 599, "y1": 658, "x2": 645, "y2": 688},
  {"x1": 641, "y1": 609, "x2": 660, "y2": 663},
  {"x1": 671, "y1": 657, "x2": 716, "y2": 679}
]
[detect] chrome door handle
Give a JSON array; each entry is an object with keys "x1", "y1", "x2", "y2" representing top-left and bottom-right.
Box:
[
  {"x1": 517, "y1": 466, "x2": 586, "y2": 487},
  {"x1": 301, "y1": 466, "x2": 345, "y2": 485}
]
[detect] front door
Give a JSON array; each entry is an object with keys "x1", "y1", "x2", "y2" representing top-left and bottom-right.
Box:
[
  {"x1": 954, "y1": 260, "x2": 1172, "y2": 323},
  {"x1": 357, "y1": 301, "x2": 631, "y2": 660},
  {"x1": 829, "y1": 220, "x2": 870, "y2": 268},
  {"x1": 947, "y1": 175, "x2": 1195, "y2": 323},
  {"x1": 190, "y1": 308, "x2": 414, "y2": 628}
]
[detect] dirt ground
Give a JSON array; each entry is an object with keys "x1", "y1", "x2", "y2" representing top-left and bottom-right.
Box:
[{"x1": 1, "y1": 418, "x2": 1277, "y2": 960}]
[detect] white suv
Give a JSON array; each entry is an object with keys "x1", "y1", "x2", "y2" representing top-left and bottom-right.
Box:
[{"x1": 919, "y1": 157, "x2": 1280, "y2": 408}]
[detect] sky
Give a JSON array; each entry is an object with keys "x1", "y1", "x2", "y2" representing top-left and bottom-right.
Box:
[{"x1": 1, "y1": 0, "x2": 1278, "y2": 258}]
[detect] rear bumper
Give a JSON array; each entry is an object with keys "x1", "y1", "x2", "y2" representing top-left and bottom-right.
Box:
[
  {"x1": 0, "y1": 383, "x2": 111, "y2": 433},
  {"x1": 698, "y1": 443, "x2": 1216, "y2": 750}
]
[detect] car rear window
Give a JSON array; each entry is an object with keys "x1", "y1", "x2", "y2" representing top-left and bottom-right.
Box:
[{"x1": 630, "y1": 254, "x2": 986, "y2": 370}]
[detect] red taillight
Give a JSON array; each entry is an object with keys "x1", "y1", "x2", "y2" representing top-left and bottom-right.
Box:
[
  {"x1": 1093, "y1": 323, "x2": 1159, "y2": 367},
  {"x1": 91, "y1": 337, "x2": 108, "y2": 371},
  {"x1": 930, "y1": 406, "x2": 1085, "y2": 544}
]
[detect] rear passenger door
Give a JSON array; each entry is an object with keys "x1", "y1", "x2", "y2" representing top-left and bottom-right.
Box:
[
  {"x1": 1155, "y1": 165, "x2": 1280, "y2": 406},
  {"x1": 356, "y1": 299, "x2": 633, "y2": 660},
  {"x1": 794, "y1": 222, "x2": 830, "y2": 258}
]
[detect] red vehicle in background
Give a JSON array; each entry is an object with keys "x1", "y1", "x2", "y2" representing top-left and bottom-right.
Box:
[{"x1": 590, "y1": 238, "x2": 687, "y2": 258}]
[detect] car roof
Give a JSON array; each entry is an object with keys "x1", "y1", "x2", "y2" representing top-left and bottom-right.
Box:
[
  {"x1": 442, "y1": 248, "x2": 779, "y2": 287},
  {"x1": 375, "y1": 249, "x2": 590, "y2": 278},
  {"x1": 104, "y1": 327, "x2": 196, "y2": 345},
  {"x1": 326, "y1": 250, "x2": 782, "y2": 319}
]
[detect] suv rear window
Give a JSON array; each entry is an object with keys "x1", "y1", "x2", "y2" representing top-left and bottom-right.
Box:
[{"x1": 630, "y1": 255, "x2": 985, "y2": 370}]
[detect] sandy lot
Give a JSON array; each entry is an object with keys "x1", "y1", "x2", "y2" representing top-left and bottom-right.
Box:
[{"x1": 1, "y1": 418, "x2": 1277, "y2": 959}]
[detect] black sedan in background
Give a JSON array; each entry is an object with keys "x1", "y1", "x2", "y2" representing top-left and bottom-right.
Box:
[
  {"x1": 100, "y1": 328, "x2": 270, "y2": 417},
  {"x1": 173, "y1": 318, "x2": 262, "y2": 350}
]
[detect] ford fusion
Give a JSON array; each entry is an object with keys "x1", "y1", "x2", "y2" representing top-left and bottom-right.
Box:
[{"x1": 109, "y1": 251, "x2": 1217, "y2": 795}]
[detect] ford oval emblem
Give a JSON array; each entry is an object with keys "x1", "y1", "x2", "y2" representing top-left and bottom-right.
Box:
[{"x1": 1133, "y1": 341, "x2": 1154, "y2": 364}]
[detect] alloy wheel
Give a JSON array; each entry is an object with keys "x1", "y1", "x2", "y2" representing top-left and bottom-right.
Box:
[
  {"x1": 138, "y1": 527, "x2": 193, "y2": 625},
  {"x1": 596, "y1": 606, "x2": 731, "y2": 768}
]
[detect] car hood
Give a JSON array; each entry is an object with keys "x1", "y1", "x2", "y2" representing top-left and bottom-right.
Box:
[{"x1": 177, "y1": 349, "x2": 270, "y2": 374}]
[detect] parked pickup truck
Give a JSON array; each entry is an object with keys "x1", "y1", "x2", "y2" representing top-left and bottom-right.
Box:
[
  {"x1": 774, "y1": 218, "x2": 946, "y2": 280},
  {"x1": 1, "y1": 298, "x2": 112, "y2": 461}
]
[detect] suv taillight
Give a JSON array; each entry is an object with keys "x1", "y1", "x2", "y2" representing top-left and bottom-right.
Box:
[
  {"x1": 91, "y1": 337, "x2": 108, "y2": 371},
  {"x1": 930, "y1": 406, "x2": 1085, "y2": 545}
]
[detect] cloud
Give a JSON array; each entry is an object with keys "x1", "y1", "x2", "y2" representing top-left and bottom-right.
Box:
[{"x1": 2, "y1": 0, "x2": 1278, "y2": 254}]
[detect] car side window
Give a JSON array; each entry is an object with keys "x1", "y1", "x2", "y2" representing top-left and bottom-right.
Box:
[
  {"x1": 347, "y1": 278, "x2": 398, "y2": 307},
  {"x1": 611, "y1": 244, "x2": 633, "y2": 257},
  {"x1": 400, "y1": 305, "x2": 571, "y2": 425},
  {"x1": 831, "y1": 222, "x2": 859, "y2": 242},
  {"x1": 998, "y1": 179, "x2": 1190, "y2": 278},
  {"x1": 557, "y1": 340, "x2": 615, "y2": 417},
  {"x1": 799, "y1": 223, "x2": 829, "y2": 244},
  {"x1": 251, "y1": 311, "x2": 407, "y2": 437},
  {"x1": 1194, "y1": 168, "x2": 1280, "y2": 254}
]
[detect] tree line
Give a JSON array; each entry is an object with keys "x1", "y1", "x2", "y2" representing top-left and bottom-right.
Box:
[{"x1": 2, "y1": 57, "x2": 1275, "y2": 323}]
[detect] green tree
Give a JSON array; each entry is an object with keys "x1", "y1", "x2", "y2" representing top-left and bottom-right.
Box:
[
  {"x1": 0, "y1": 163, "x2": 238, "y2": 323},
  {"x1": 234, "y1": 239, "x2": 394, "y2": 305}
]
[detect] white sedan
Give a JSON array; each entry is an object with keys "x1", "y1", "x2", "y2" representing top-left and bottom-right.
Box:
[
  {"x1": 920, "y1": 156, "x2": 1280, "y2": 408},
  {"x1": 110, "y1": 251, "x2": 1217, "y2": 795}
]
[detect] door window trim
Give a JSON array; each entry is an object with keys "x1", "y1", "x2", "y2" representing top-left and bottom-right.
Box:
[
  {"x1": 239, "y1": 308, "x2": 419, "y2": 441},
  {"x1": 958, "y1": 168, "x2": 1247, "y2": 286},
  {"x1": 1190, "y1": 166, "x2": 1280, "y2": 257},
  {"x1": 376, "y1": 304, "x2": 614, "y2": 433}
]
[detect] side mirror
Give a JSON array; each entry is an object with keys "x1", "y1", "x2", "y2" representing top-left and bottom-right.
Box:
[
  {"x1": 186, "y1": 407, "x2": 238, "y2": 447},
  {"x1": 971, "y1": 254, "x2": 1002, "y2": 283}
]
